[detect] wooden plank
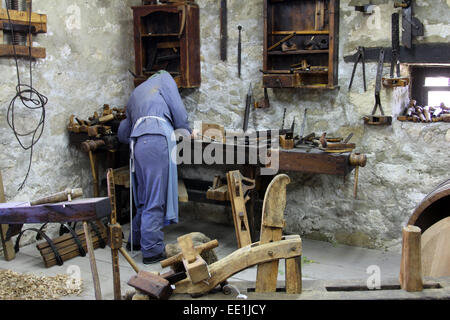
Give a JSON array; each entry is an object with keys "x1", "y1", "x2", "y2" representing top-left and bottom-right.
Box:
[
  {"x1": 256, "y1": 174, "x2": 290, "y2": 293},
  {"x1": 173, "y1": 235, "x2": 302, "y2": 295},
  {"x1": 178, "y1": 179, "x2": 189, "y2": 203},
  {"x1": 0, "y1": 44, "x2": 45, "y2": 58},
  {"x1": 399, "y1": 225, "x2": 423, "y2": 292},
  {"x1": 285, "y1": 256, "x2": 302, "y2": 294},
  {"x1": 278, "y1": 149, "x2": 351, "y2": 176},
  {"x1": 421, "y1": 217, "x2": 450, "y2": 278},
  {"x1": 0, "y1": 197, "x2": 111, "y2": 224},
  {"x1": 0, "y1": 8, "x2": 47, "y2": 28},
  {"x1": 343, "y1": 44, "x2": 450, "y2": 64}
]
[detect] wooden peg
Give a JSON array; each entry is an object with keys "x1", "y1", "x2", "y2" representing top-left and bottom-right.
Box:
[{"x1": 399, "y1": 225, "x2": 423, "y2": 292}]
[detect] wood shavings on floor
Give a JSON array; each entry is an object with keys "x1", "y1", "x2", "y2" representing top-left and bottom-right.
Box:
[{"x1": 0, "y1": 269, "x2": 83, "y2": 300}]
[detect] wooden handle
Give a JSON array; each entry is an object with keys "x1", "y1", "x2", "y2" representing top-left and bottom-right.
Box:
[{"x1": 160, "y1": 239, "x2": 219, "y2": 268}]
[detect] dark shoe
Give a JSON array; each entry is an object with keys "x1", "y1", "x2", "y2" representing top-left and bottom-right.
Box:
[
  {"x1": 126, "y1": 242, "x2": 141, "y2": 251},
  {"x1": 142, "y1": 253, "x2": 166, "y2": 265}
]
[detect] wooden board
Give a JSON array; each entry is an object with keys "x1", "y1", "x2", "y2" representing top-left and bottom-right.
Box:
[
  {"x1": 0, "y1": 197, "x2": 111, "y2": 224},
  {"x1": 0, "y1": 8, "x2": 47, "y2": 32},
  {"x1": 0, "y1": 44, "x2": 45, "y2": 58},
  {"x1": 173, "y1": 235, "x2": 302, "y2": 295},
  {"x1": 256, "y1": 174, "x2": 290, "y2": 293},
  {"x1": 421, "y1": 217, "x2": 450, "y2": 278}
]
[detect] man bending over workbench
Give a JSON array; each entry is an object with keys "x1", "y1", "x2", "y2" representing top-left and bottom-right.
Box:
[{"x1": 118, "y1": 70, "x2": 192, "y2": 264}]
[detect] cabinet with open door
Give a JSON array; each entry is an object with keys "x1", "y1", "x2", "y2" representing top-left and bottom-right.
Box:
[
  {"x1": 131, "y1": 3, "x2": 201, "y2": 88},
  {"x1": 262, "y1": 0, "x2": 339, "y2": 89}
]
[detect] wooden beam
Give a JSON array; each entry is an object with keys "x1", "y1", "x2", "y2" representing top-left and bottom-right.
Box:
[
  {"x1": 0, "y1": 8, "x2": 47, "y2": 33},
  {"x1": 0, "y1": 197, "x2": 111, "y2": 224},
  {"x1": 344, "y1": 44, "x2": 450, "y2": 64},
  {"x1": 399, "y1": 225, "x2": 423, "y2": 292},
  {"x1": 0, "y1": 44, "x2": 45, "y2": 58}
]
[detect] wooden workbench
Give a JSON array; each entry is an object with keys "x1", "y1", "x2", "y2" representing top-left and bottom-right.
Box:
[
  {"x1": 178, "y1": 140, "x2": 356, "y2": 241},
  {"x1": 0, "y1": 197, "x2": 111, "y2": 300}
]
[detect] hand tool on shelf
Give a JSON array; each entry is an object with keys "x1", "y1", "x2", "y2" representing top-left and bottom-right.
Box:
[
  {"x1": 348, "y1": 46, "x2": 366, "y2": 92},
  {"x1": 268, "y1": 32, "x2": 296, "y2": 52},
  {"x1": 364, "y1": 48, "x2": 392, "y2": 125},
  {"x1": 382, "y1": 13, "x2": 410, "y2": 88}
]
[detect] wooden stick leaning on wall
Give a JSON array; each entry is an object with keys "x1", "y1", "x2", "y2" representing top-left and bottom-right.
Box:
[{"x1": 0, "y1": 171, "x2": 16, "y2": 261}]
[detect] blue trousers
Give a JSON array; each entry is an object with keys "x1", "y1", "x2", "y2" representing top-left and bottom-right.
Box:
[{"x1": 128, "y1": 134, "x2": 168, "y2": 258}]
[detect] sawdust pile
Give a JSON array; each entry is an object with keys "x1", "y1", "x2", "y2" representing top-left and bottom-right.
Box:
[{"x1": 0, "y1": 269, "x2": 83, "y2": 300}]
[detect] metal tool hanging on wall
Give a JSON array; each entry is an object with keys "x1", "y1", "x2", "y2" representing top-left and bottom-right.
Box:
[
  {"x1": 220, "y1": 0, "x2": 227, "y2": 61},
  {"x1": 237, "y1": 25, "x2": 242, "y2": 78},
  {"x1": 394, "y1": 0, "x2": 423, "y2": 49},
  {"x1": 382, "y1": 12, "x2": 410, "y2": 88},
  {"x1": 348, "y1": 46, "x2": 366, "y2": 92},
  {"x1": 363, "y1": 49, "x2": 392, "y2": 126}
]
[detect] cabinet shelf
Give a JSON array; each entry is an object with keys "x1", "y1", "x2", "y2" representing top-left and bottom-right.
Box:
[
  {"x1": 270, "y1": 30, "x2": 329, "y2": 35},
  {"x1": 141, "y1": 33, "x2": 180, "y2": 37},
  {"x1": 268, "y1": 49, "x2": 329, "y2": 55},
  {"x1": 263, "y1": 0, "x2": 339, "y2": 89},
  {"x1": 132, "y1": 4, "x2": 200, "y2": 88}
]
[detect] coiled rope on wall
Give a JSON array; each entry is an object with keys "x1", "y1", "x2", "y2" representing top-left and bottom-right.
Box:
[{"x1": 5, "y1": 0, "x2": 48, "y2": 191}]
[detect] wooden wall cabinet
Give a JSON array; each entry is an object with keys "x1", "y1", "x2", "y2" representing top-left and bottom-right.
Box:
[
  {"x1": 263, "y1": 0, "x2": 339, "y2": 89},
  {"x1": 132, "y1": 3, "x2": 201, "y2": 88}
]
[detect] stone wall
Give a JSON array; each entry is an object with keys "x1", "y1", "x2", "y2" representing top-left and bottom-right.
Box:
[{"x1": 1, "y1": 0, "x2": 449, "y2": 251}]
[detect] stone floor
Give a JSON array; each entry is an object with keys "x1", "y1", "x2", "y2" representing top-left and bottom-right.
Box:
[{"x1": 0, "y1": 218, "x2": 448, "y2": 300}]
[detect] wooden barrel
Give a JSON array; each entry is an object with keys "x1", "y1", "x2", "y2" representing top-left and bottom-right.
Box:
[{"x1": 408, "y1": 179, "x2": 450, "y2": 233}]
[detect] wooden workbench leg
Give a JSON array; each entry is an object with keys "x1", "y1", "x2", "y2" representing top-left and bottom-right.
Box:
[
  {"x1": 83, "y1": 221, "x2": 102, "y2": 300},
  {"x1": 0, "y1": 171, "x2": 15, "y2": 261}
]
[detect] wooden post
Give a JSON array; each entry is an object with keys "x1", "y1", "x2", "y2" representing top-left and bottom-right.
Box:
[
  {"x1": 83, "y1": 221, "x2": 103, "y2": 300},
  {"x1": 285, "y1": 256, "x2": 302, "y2": 294},
  {"x1": 399, "y1": 225, "x2": 423, "y2": 292},
  {"x1": 0, "y1": 171, "x2": 15, "y2": 261}
]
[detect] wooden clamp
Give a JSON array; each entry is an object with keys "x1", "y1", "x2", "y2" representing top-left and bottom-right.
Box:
[
  {"x1": 0, "y1": 171, "x2": 15, "y2": 261},
  {"x1": 256, "y1": 174, "x2": 292, "y2": 293},
  {"x1": 226, "y1": 170, "x2": 255, "y2": 248},
  {"x1": 177, "y1": 234, "x2": 211, "y2": 284},
  {"x1": 0, "y1": 1, "x2": 47, "y2": 59}
]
